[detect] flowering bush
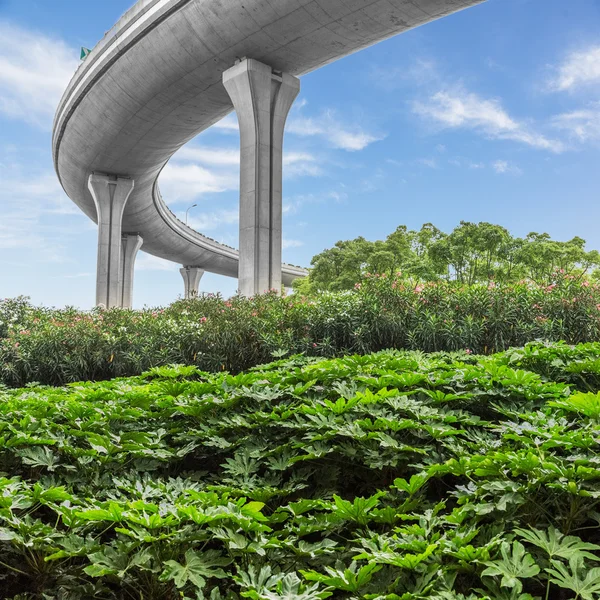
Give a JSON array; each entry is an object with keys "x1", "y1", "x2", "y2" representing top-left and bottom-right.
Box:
[{"x1": 2, "y1": 270, "x2": 600, "y2": 386}]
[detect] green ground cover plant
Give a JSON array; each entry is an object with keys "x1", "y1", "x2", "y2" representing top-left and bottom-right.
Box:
[
  {"x1": 3, "y1": 270, "x2": 600, "y2": 386},
  {"x1": 2, "y1": 342, "x2": 600, "y2": 598}
]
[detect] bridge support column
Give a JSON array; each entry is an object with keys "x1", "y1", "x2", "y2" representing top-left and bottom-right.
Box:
[
  {"x1": 88, "y1": 173, "x2": 135, "y2": 308},
  {"x1": 223, "y1": 58, "x2": 300, "y2": 297},
  {"x1": 180, "y1": 266, "x2": 204, "y2": 299},
  {"x1": 121, "y1": 234, "x2": 143, "y2": 309}
]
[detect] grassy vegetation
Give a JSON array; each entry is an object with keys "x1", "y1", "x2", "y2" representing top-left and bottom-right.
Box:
[
  {"x1": 3, "y1": 270, "x2": 600, "y2": 386},
  {"x1": 2, "y1": 342, "x2": 600, "y2": 599}
]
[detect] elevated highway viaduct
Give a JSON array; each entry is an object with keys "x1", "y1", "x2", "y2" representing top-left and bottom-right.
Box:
[{"x1": 52, "y1": 0, "x2": 484, "y2": 307}]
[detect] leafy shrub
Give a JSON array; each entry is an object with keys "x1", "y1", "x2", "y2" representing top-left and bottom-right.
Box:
[
  {"x1": 1, "y1": 344, "x2": 600, "y2": 598},
  {"x1": 3, "y1": 270, "x2": 600, "y2": 387}
]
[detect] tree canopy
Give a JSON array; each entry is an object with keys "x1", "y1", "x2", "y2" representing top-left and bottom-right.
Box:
[{"x1": 296, "y1": 221, "x2": 600, "y2": 292}]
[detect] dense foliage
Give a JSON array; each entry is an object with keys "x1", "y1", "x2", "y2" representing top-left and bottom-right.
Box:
[
  {"x1": 300, "y1": 221, "x2": 600, "y2": 292},
  {"x1": 2, "y1": 342, "x2": 600, "y2": 599},
  {"x1": 3, "y1": 271, "x2": 600, "y2": 386}
]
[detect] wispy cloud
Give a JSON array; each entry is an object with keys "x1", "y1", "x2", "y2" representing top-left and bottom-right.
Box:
[
  {"x1": 552, "y1": 105, "x2": 600, "y2": 143},
  {"x1": 212, "y1": 114, "x2": 239, "y2": 132},
  {"x1": 159, "y1": 163, "x2": 238, "y2": 203},
  {"x1": 492, "y1": 160, "x2": 522, "y2": 175},
  {"x1": 212, "y1": 104, "x2": 384, "y2": 153},
  {"x1": 548, "y1": 45, "x2": 600, "y2": 92},
  {"x1": 282, "y1": 238, "x2": 304, "y2": 249},
  {"x1": 0, "y1": 162, "x2": 85, "y2": 262},
  {"x1": 174, "y1": 145, "x2": 322, "y2": 178},
  {"x1": 370, "y1": 58, "x2": 439, "y2": 90},
  {"x1": 417, "y1": 158, "x2": 437, "y2": 169},
  {"x1": 135, "y1": 253, "x2": 175, "y2": 272},
  {"x1": 185, "y1": 209, "x2": 239, "y2": 232},
  {"x1": 448, "y1": 158, "x2": 484, "y2": 169},
  {"x1": 414, "y1": 88, "x2": 564, "y2": 153},
  {"x1": 283, "y1": 152, "x2": 323, "y2": 177},
  {"x1": 176, "y1": 146, "x2": 239, "y2": 166},
  {"x1": 287, "y1": 109, "x2": 385, "y2": 151},
  {"x1": 0, "y1": 21, "x2": 78, "y2": 128},
  {"x1": 283, "y1": 190, "x2": 347, "y2": 216}
]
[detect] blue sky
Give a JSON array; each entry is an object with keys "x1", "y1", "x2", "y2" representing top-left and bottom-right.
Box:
[{"x1": 0, "y1": 0, "x2": 599, "y2": 308}]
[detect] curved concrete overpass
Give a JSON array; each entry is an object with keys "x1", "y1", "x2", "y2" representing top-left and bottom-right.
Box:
[{"x1": 53, "y1": 0, "x2": 483, "y2": 305}]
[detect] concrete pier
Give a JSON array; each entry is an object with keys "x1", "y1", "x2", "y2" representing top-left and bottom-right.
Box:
[
  {"x1": 87, "y1": 174, "x2": 135, "y2": 308},
  {"x1": 121, "y1": 234, "x2": 143, "y2": 309},
  {"x1": 180, "y1": 266, "x2": 205, "y2": 299},
  {"x1": 54, "y1": 0, "x2": 483, "y2": 302},
  {"x1": 223, "y1": 59, "x2": 300, "y2": 297}
]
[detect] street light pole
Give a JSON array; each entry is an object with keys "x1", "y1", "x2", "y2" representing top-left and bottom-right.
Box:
[{"x1": 185, "y1": 203, "x2": 197, "y2": 225}]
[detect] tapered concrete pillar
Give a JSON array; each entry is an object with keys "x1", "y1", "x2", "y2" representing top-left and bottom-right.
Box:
[
  {"x1": 180, "y1": 266, "x2": 204, "y2": 299},
  {"x1": 88, "y1": 173, "x2": 135, "y2": 308},
  {"x1": 121, "y1": 234, "x2": 143, "y2": 309},
  {"x1": 223, "y1": 58, "x2": 300, "y2": 297}
]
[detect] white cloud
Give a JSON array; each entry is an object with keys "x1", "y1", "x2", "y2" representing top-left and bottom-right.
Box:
[
  {"x1": 549, "y1": 45, "x2": 600, "y2": 92},
  {"x1": 283, "y1": 151, "x2": 323, "y2": 177},
  {"x1": 287, "y1": 109, "x2": 384, "y2": 151},
  {"x1": 159, "y1": 163, "x2": 238, "y2": 203},
  {"x1": 64, "y1": 272, "x2": 91, "y2": 279},
  {"x1": 162, "y1": 144, "x2": 322, "y2": 209},
  {"x1": 492, "y1": 160, "x2": 522, "y2": 175},
  {"x1": 135, "y1": 253, "x2": 175, "y2": 272},
  {"x1": 0, "y1": 162, "x2": 85, "y2": 262},
  {"x1": 212, "y1": 114, "x2": 239, "y2": 132},
  {"x1": 414, "y1": 88, "x2": 564, "y2": 153},
  {"x1": 552, "y1": 105, "x2": 600, "y2": 143},
  {"x1": 213, "y1": 105, "x2": 383, "y2": 152},
  {"x1": 0, "y1": 21, "x2": 79, "y2": 128},
  {"x1": 370, "y1": 58, "x2": 439, "y2": 90},
  {"x1": 448, "y1": 158, "x2": 485, "y2": 169},
  {"x1": 418, "y1": 158, "x2": 437, "y2": 169},
  {"x1": 176, "y1": 146, "x2": 239, "y2": 166},
  {"x1": 283, "y1": 190, "x2": 347, "y2": 216},
  {"x1": 185, "y1": 209, "x2": 239, "y2": 232},
  {"x1": 282, "y1": 238, "x2": 304, "y2": 249}
]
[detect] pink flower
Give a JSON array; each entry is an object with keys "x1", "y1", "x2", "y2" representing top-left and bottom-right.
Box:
[
  {"x1": 200, "y1": 317, "x2": 207, "y2": 323},
  {"x1": 465, "y1": 348, "x2": 472, "y2": 354},
  {"x1": 414, "y1": 285, "x2": 424, "y2": 294},
  {"x1": 583, "y1": 281, "x2": 590, "y2": 287}
]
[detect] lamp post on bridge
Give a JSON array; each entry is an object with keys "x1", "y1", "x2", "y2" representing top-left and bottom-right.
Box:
[{"x1": 185, "y1": 203, "x2": 197, "y2": 225}]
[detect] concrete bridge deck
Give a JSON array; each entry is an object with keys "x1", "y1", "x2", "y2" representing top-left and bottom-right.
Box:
[{"x1": 52, "y1": 0, "x2": 483, "y2": 300}]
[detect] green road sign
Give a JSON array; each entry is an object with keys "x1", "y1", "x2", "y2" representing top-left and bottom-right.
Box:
[{"x1": 80, "y1": 47, "x2": 91, "y2": 60}]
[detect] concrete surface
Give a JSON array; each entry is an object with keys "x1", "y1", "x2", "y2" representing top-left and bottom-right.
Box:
[
  {"x1": 223, "y1": 59, "x2": 300, "y2": 296},
  {"x1": 88, "y1": 174, "x2": 135, "y2": 308},
  {"x1": 121, "y1": 234, "x2": 144, "y2": 308},
  {"x1": 53, "y1": 0, "x2": 485, "y2": 299},
  {"x1": 180, "y1": 266, "x2": 205, "y2": 299}
]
